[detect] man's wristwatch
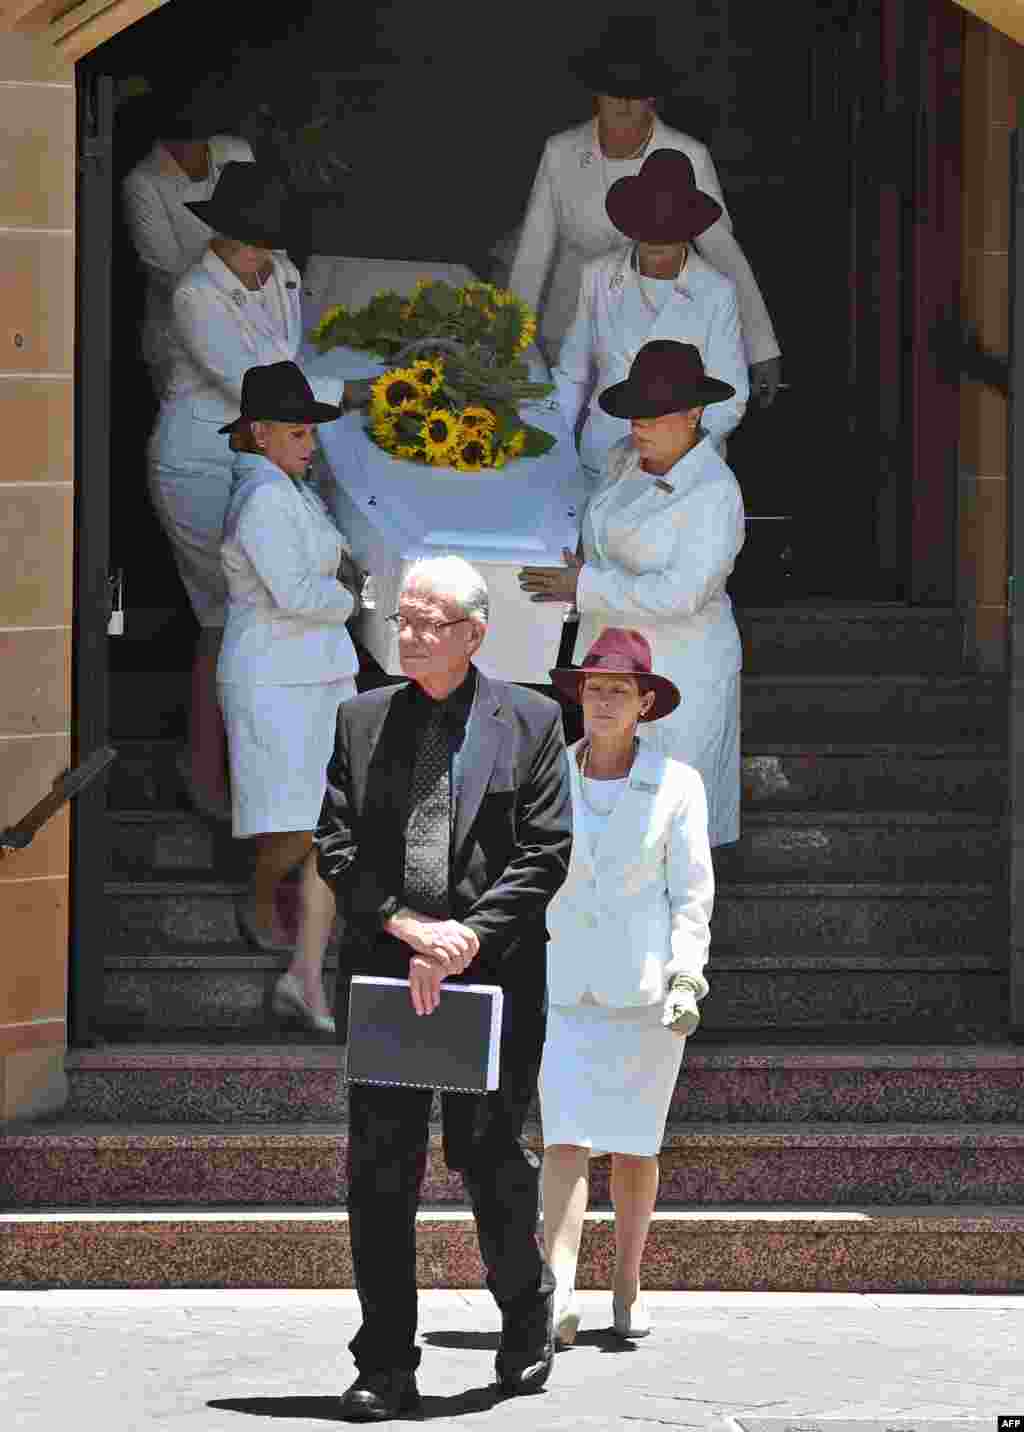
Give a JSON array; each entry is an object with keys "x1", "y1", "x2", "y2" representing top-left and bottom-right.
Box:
[{"x1": 378, "y1": 896, "x2": 402, "y2": 928}]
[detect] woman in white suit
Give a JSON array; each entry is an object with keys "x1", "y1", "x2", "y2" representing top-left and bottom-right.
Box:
[
  {"x1": 520, "y1": 340, "x2": 744, "y2": 849},
  {"x1": 554, "y1": 146, "x2": 748, "y2": 484},
  {"x1": 504, "y1": 14, "x2": 781, "y2": 404},
  {"x1": 218, "y1": 362, "x2": 360, "y2": 1034},
  {"x1": 149, "y1": 162, "x2": 370, "y2": 818},
  {"x1": 122, "y1": 93, "x2": 255, "y2": 395},
  {"x1": 539, "y1": 627, "x2": 713, "y2": 1344}
]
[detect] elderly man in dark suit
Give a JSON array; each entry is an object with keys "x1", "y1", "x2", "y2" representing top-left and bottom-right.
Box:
[{"x1": 316, "y1": 554, "x2": 572, "y2": 1421}]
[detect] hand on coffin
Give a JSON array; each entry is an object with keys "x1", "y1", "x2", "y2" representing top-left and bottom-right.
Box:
[
  {"x1": 518, "y1": 548, "x2": 582, "y2": 604},
  {"x1": 342, "y1": 378, "x2": 374, "y2": 411}
]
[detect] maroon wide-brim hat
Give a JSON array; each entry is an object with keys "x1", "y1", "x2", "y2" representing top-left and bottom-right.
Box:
[
  {"x1": 550, "y1": 627, "x2": 680, "y2": 722},
  {"x1": 606, "y1": 149, "x2": 722, "y2": 244},
  {"x1": 599, "y1": 339, "x2": 735, "y2": 421}
]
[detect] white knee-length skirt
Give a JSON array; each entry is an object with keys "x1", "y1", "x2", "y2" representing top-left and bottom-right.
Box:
[
  {"x1": 148, "y1": 407, "x2": 234, "y2": 627},
  {"x1": 538, "y1": 997, "x2": 687, "y2": 1157},
  {"x1": 219, "y1": 676, "x2": 356, "y2": 838}
]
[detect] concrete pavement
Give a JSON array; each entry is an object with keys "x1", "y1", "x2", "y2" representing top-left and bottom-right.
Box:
[{"x1": 3, "y1": 1289, "x2": 1023, "y2": 1429}]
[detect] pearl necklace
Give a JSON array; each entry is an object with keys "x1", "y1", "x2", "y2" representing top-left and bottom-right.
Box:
[
  {"x1": 595, "y1": 116, "x2": 655, "y2": 206},
  {"x1": 579, "y1": 738, "x2": 637, "y2": 817}
]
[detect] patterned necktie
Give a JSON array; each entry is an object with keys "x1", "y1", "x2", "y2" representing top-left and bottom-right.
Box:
[{"x1": 402, "y1": 704, "x2": 452, "y2": 918}]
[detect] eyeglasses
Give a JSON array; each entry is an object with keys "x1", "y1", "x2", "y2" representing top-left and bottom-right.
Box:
[{"x1": 385, "y1": 611, "x2": 470, "y2": 638}]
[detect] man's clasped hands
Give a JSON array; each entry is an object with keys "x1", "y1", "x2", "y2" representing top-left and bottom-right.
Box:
[{"x1": 383, "y1": 909, "x2": 480, "y2": 1015}]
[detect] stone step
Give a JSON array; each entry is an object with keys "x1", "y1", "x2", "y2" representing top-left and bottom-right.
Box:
[
  {"x1": 107, "y1": 739, "x2": 1007, "y2": 818},
  {"x1": 741, "y1": 675, "x2": 1006, "y2": 743},
  {"x1": 63, "y1": 1044, "x2": 1024, "y2": 1126},
  {"x1": 714, "y1": 810, "x2": 1004, "y2": 881},
  {"x1": 97, "y1": 948, "x2": 1009, "y2": 1042},
  {"x1": 3, "y1": 1206, "x2": 1023, "y2": 1292},
  {"x1": 106, "y1": 808, "x2": 1005, "y2": 883},
  {"x1": 735, "y1": 605, "x2": 966, "y2": 674},
  {"x1": 5, "y1": 1122, "x2": 1024, "y2": 1209},
  {"x1": 742, "y1": 751, "x2": 1005, "y2": 813},
  {"x1": 105, "y1": 878, "x2": 1005, "y2": 955}
]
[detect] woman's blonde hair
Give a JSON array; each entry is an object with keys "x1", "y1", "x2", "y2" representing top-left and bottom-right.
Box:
[{"x1": 228, "y1": 416, "x2": 262, "y2": 454}]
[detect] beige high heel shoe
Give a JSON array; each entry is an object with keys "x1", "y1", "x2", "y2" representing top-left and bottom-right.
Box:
[
  {"x1": 553, "y1": 1292, "x2": 581, "y2": 1349},
  {"x1": 271, "y1": 972, "x2": 336, "y2": 1035},
  {"x1": 612, "y1": 1289, "x2": 651, "y2": 1338}
]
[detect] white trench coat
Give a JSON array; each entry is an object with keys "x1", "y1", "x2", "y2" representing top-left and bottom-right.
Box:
[
  {"x1": 554, "y1": 243, "x2": 749, "y2": 482},
  {"x1": 506, "y1": 117, "x2": 780, "y2": 365},
  {"x1": 147, "y1": 248, "x2": 344, "y2": 627},
  {"x1": 122, "y1": 137, "x2": 255, "y2": 392},
  {"x1": 575, "y1": 434, "x2": 745, "y2": 847}
]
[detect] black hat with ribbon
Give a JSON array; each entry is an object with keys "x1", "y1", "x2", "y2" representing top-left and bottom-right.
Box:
[
  {"x1": 568, "y1": 15, "x2": 680, "y2": 99},
  {"x1": 218, "y1": 361, "x2": 342, "y2": 434},
  {"x1": 598, "y1": 340, "x2": 735, "y2": 420},
  {"x1": 185, "y1": 162, "x2": 291, "y2": 249}
]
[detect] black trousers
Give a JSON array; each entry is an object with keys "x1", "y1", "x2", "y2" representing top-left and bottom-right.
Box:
[{"x1": 346, "y1": 1051, "x2": 554, "y2": 1374}]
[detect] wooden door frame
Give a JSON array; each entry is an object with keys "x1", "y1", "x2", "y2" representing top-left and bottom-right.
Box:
[
  {"x1": 68, "y1": 63, "x2": 115, "y2": 1048},
  {"x1": 1009, "y1": 100, "x2": 1024, "y2": 1040}
]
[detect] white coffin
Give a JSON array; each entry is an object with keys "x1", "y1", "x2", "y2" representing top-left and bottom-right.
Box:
[{"x1": 299, "y1": 256, "x2": 586, "y2": 683}]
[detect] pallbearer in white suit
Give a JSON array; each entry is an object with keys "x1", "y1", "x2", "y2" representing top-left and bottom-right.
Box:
[
  {"x1": 505, "y1": 14, "x2": 781, "y2": 405},
  {"x1": 539, "y1": 627, "x2": 714, "y2": 1346},
  {"x1": 519, "y1": 340, "x2": 744, "y2": 848},
  {"x1": 553, "y1": 146, "x2": 748, "y2": 484}
]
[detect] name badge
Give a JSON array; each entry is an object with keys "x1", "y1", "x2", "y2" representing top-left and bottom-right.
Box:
[
  {"x1": 630, "y1": 779, "x2": 659, "y2": 794},
  {"x1": 654, "y1": 478, "x2": 674, "y2": 494}
]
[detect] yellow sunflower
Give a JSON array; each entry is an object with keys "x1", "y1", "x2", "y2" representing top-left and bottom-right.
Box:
[
  {"x1": 457, "y1": 404, "x2": 497, "y2": 437},
  {"x1": 452, "y1": 433, "x2": 493, "y2": 472},
  {"x1": 371, "y1": 413, "x2": 399, "y2": 450},
  {"x1": 421, "y1": 407, "x2": 460, "y2": 461},
  {"x1": 395, "y1": 443, "x2": 424, "y2": 461},
  {"x1": 412, "y1": 357, "x2": 445, "y2": 397},
  {"x1": 371, "y1": 368, "x2": 424, "y2": 415}
]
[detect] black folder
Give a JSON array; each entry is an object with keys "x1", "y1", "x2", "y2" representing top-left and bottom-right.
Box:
[{"x1": 345, "y1": 975, "x2": 504, "y2": 1093}]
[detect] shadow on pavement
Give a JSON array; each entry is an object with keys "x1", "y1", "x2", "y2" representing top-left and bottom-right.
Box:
[
  {"x1": 209, "y1": 1385, "x2": 503, "y2": 1421},
  {"x1": 424, "y1": 1328, "x2": 640, "y2": 1356}
]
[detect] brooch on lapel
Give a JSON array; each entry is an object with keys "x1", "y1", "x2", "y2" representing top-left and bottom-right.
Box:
[
  {"x1": 285, "y1": 281, "x2": 297, "y2": 289},
  {"x1": 580, "y1": 149, "x2": 594, "y2": 169},
  {"x1": 609, "y1": 269, "x2": 625, "y2": 292},
  {"x1": 653, "y1": 478, "x2": 675, "y2": 494},
  {"x1": 231, "y1": 290, "x2": 247, "y2": 308}
]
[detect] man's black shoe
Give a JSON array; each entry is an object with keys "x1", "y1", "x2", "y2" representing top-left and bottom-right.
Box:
[
  {"x1": 495, "y1": 1288, "x2": 554, "y2": 1396},
  {"x1": 336, "y1": 1369, "x2": 421, "y2": 1422}
]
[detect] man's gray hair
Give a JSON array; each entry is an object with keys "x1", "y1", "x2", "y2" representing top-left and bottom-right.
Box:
[{"x1": 402, "y1": 556, "x2": 489, "y2": 625}]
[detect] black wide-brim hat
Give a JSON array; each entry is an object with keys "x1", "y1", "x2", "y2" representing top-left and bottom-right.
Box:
[
  {"x1": 598, "y1": 339, "x2": 736, "y2": 420},
  {"x1": 550, "y1": 627, "x2": 680, "y2": 722},
  {"x1": 606, "y1": 149, "x2": 722, "y2": 244},
  {"x1": 185, "y1": 161, "x2": 291, "y2": 249},
  {"x1": 219, "y1": 361, "x2": 342, "y2": 434},
  {"x1": 569, "y1": 14, "x2": 680, "y2": 98}
]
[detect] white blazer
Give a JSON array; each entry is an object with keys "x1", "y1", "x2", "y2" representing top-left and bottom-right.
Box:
[
  {"x1": 506, "y1": 117, "x2": 780, "y2": 365},
  {"x1": 122, "y1": 137, "x2": 255, "y2": 386},
  {"x1": 546, "y1": 742, "x2": 713, "y2": 1008},
  {"x1": 218, "y1": 452, "x2": 357, "y2": 687},
  {"x1": 554, "y1": 244, "x2": 749, "y2": 469},
  {"x1": 151, "y1": 249, "x2": 344, "y2": 474}
]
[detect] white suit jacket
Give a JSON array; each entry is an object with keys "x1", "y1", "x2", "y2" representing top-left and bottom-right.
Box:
[
  {"x1": 506, "y1": 117, "x2": 779, "y2": 365},
  {"x1": 576, "y1": 435, "x2": 744, "y2": 688},
  {"x1": 162, "y1": 249, "x2": 344, "y2": 432},
  {"x1": 546, "y1": 741, "x2": 713, "y2": 1008},
  {"x1": 218, "y1": 453, "x2": 357, "y2": 687},
  {"x1": 122, "y1": 137, "x2": 255, "y2": 385},
  {"x1": 554, "y1": 244, "x2": 749, "y2": 467}
]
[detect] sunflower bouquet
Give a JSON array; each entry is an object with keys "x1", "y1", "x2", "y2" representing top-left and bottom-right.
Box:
[{"x1": 309, "y1": 278, "x2": 558, "y2": 471}]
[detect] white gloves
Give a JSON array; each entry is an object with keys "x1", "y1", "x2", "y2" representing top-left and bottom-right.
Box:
[{"x1": 661, "y1": 975, "x2": 702, "y2": 1038}]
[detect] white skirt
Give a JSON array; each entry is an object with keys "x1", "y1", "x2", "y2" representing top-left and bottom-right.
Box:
[
  {"x1": 219, "y1": 676, "x2": 356, "y2": 838},
  {"x1": 538, "y1": 997, "x2": 686, "y2": 1157},
  {"x1": 148, "y1": 405, "x2": 234, "y2": 628}
]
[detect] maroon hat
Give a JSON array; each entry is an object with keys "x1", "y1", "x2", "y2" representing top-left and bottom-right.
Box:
[
  {"x1": 605, "y1": 149, "x2": 722, "y2": 244},
  {"x1": 549, "y1": 627, "x2": 680, "y2": 722},
  {"x1": 598, "y1": 339, "x2": 735, "y2": 421}
]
